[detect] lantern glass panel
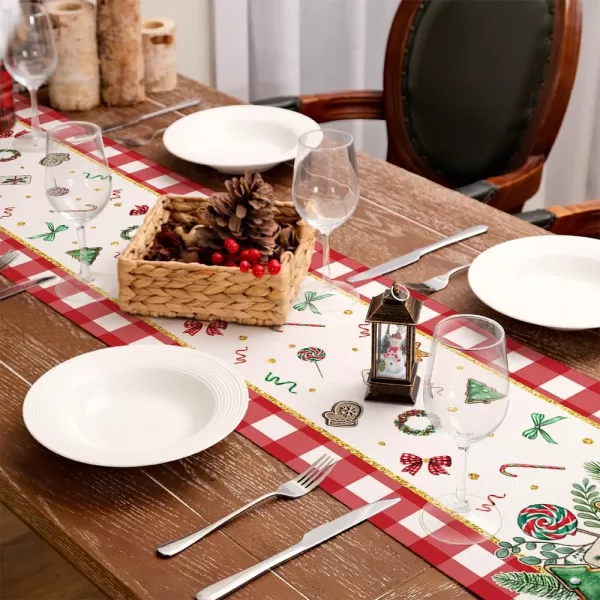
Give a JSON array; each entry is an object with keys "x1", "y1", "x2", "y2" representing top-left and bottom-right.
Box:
[{"x1": 375, "y1": 323, "x2": 409, "y2": 381}]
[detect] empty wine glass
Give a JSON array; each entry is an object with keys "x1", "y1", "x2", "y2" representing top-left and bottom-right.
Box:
[
  {"x1": 4, "y1": 2, "x2": 57, "y2": 152},
  {"x1": 420, "y1": 314, "x2": 509, "y2": 543},
  {"x1": 292, "y1": 129, "x2": 359, "y2": 306},
  {"x1": 45, "y1": 122, "x2": 111, "y2": 282}
]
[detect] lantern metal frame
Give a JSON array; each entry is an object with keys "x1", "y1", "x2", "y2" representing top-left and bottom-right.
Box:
[{"x1": 364, "y1": 283, "x2": 422, "y2": 404}]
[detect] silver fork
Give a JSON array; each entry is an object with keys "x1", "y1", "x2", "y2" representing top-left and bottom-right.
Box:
[
  {"x1": 156, "y1": 454, "x2": 336, "y2": 557},
  {"x1": 0, "y1": 250, "x2": 17, "y2": 272},
  {"x1": 405, "y1": 263, "x2": 470, "y2": 294},
  {"x1": 111, "y1": 127, "x2": 166, "y2": 148}
]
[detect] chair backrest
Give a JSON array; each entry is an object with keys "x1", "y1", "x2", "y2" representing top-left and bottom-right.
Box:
[{"x1": 383, "y1": 0, "x2": 581, "y2": 188}]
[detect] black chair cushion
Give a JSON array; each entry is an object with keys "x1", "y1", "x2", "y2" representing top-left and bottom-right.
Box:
[{"x1": 403, "y1": 0, "x2": 553, "y2": 186}]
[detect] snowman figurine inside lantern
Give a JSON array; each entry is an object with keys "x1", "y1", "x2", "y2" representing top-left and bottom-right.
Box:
[{"x1": 364, "y1": 283, "x2": 422, "y2": 404}]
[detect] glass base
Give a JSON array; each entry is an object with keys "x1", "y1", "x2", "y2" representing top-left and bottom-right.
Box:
[
  {"x1": 14, "y1": 130, "x2": 47, "y2": 152},
  {"x1": 315, "y1": 279, "x2": 359, "y2": 313},
  {"x1": 420, "y1": 493, "x2": 502, "y2": 545}
]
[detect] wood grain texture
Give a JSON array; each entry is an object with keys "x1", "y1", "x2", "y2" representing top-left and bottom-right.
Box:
[
  {"x1": 1, "y1": 77, "x2": 598, "y2": 600},
  {"x1": 1, "y1": 505, "x2": 106, "y2": 600}
]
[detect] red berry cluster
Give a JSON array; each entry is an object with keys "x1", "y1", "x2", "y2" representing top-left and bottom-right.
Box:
[{"x1": 211, "y1": 238, "x2": 281, "y2": 278}]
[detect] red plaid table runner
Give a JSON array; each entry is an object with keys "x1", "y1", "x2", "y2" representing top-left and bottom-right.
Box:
[{"x1": 1, "y1": 97, "x2": 599, "y2": 600}]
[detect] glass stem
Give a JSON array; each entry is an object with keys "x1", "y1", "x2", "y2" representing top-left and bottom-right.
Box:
[
  {"x1": 321, "y1": 232, "x2": 331, "y2": 283},
  {"x1": 75, "y1": 224, "x2": 92, "y2": 281},
  {"x1": 29, "y1": 88, "x2": 40, "y2": 132},
  {"x1": 455, "y1": 445, "x2": 470, "y2": 511}
]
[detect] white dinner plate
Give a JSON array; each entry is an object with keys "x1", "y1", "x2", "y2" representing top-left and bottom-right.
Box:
[
  {"x1": 163, "y1": 104, "x2": 320, "y2": 174},
  {"x1": 23, "y1": 346, "x2": 248, "y2": 467},
  {"x1": 468, "y1": 235, "x2": 600, "y2": 330}
]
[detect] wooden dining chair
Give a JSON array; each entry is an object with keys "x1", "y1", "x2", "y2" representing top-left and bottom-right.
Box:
[
  {"x1": 517, "y1": 200, "x2": 600, "y2": 238},
  {"x1": 257, "y1": 0, "x2": 586, "y2": 219}
]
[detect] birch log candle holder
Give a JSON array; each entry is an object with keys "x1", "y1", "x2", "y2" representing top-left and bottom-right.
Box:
[
  {"x1": 46, "y1": 0, "x2": 100, "y2": 111},
  {"x1": 142, "y1": 18, "x2": 177, "y2": 93},
  {"x1": 97, "y1": 0, "x2": 145, "y2": 106}
]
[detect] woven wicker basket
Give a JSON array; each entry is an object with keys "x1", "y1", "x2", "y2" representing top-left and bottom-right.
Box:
[{"x1": 118, "y1": 194, "x2": 316, "y2": 326}]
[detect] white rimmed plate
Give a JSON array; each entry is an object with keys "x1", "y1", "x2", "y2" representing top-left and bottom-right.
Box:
[
  {"x1": 468, "y1": 235, "x2": 600, "y2": 330},
  {"x1": 23, "y1": 346, "x2": 248, "y2": 467},
  {"x1": 163, "y1": 104, "x2": 319, "y2": 174}
]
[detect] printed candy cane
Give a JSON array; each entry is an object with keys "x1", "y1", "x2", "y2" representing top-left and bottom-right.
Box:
[
  {"x1": 500, "y1": 464, "x2": 566, "y2": 478},
  {"x1": 476, "y1": 494, "x2": 506, "y2": 512}
]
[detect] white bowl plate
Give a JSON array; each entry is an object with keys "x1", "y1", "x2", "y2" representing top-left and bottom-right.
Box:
[
  {"x1": 23, "y1": 346, "x2": 248, "y2": 467},
  {"x1": 468, "y1": 235, "x2": 600, "y2": 330},
  {"x1": 163, "y1": 104, "x2": 320, "y2": 174}
]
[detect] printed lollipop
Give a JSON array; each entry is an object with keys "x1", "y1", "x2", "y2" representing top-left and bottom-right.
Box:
[
  {"x1": 297, "y1": 347, "x2": 326, "y2": 378},
  {"x1": 518, "y1": 503, "x2": 578, "y2": 541}
]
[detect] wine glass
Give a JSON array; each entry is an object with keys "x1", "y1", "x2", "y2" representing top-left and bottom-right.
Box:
[
  {"x1": 292, "y1": 129, "x2": 360, "y2": 306},
  {"x1": 4, "y1": 2, "x2": 57, "y2": 152},
  {"x1": 420, "y1": 314, "x2": 509, "y2": 543},
  {"x1": 45, "y1": 122, "x2": 111, "y2": 282}
]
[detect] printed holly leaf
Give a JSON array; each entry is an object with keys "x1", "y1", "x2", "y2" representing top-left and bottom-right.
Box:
[
  {"x1": 495, "y1": 548, "x2": 510, "y2": 559},
  {"x1": 556, "y1": 547, "x2": 575, "y2": 554},
  {"x1": 540, "y1": 551, "x2": 559, "y2": 559},
  {"x1": 513, "y1": 537, "x2": 526, "y2": 544},
  {"x1": 526, "y1": 542, "x2": 537, "y2": 551},
  {"x1": 498, "y1": 541, "x2": 513, "y2": 548}
]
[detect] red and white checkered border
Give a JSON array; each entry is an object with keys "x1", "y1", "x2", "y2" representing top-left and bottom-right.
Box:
[{"x1": 2, "y1": 99, "x2": 599, "y2": 599}]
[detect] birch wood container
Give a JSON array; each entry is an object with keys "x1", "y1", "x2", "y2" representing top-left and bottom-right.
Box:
[
  {"x1": 46, "y1": 0, "x2": 100, "y2": 111},
  {"x1": 97, "y1": 0, "x2": 145, "y2": 106},
  {"x1": 142, "y1": 18, "x2": 177, "y2": 93}
]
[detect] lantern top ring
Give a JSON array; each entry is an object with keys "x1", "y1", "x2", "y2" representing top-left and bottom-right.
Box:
[{"x1": 391, "y1": 282, "x2": 410, "y2": 302}]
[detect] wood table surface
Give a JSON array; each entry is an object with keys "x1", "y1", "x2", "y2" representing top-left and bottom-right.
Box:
[{"x1": 1, "y1": 76, "x2": 599, "y2": 600}]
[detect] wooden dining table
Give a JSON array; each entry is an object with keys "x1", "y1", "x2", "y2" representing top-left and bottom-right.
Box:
[{"x1": 1, "y1": 76, "x2": 599, "y2": 600}]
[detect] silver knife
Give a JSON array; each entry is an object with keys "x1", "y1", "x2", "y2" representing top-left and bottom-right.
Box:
[
  {"x1": 101, "y1": 98, "x2": 202, "y2": 134},
  {"x1": 195, "y1": 497, "x2": 400, "y2": 600},
  {"x1": 0, "y1": 275, "x2": 56, "y2": 301},
  {"x1": 347, "y1": 224, "x2": 488, "y2": 283}
]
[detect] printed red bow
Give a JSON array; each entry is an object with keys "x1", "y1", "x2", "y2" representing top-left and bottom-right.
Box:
[
  {"x1": 183, "y1": 319, "x2": 203, "y2": 336},
  {"x1": 129, "y1": 204, "x2": 148, "y2": 216},
  {"x1": 400, "y1": 453, "x2": 452, "y2": 476},
  {"x1": 183, "y1": 319, "x2": 229, "y2": 336}
]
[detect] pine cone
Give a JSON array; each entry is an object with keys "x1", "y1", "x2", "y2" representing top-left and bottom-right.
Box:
[
  {"x1": 275, "y1": 224, "x2": 299, "y2": 257},
  {"x1": 204, "y1": 171, "x2": 280, "y2": 257}
]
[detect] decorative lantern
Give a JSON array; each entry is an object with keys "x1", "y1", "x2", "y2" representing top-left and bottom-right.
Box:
[{"x1": 364, "y1": 283, "x2": 422, "y2": 404}]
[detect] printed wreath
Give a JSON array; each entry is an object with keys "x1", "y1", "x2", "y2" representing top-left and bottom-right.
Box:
[
  {"x1": 394, "y1": 409, "x2": 435, "y2": 436},
  {"x1": 0, "y1": 148, "x2": 21, "y2": 162}
]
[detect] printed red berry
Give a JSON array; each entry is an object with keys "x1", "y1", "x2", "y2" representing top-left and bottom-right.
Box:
[
  {"x1": 224, "y1": 258, "x2": 236, "y2": 267},
  {"x1": 240, "y1": 249, "x2": 251, "y2": 261},
  {"x1": 267, "y1": 259, "x2": 281, "y2": 275},
  {"x1": 247, "y1": 248, "x2": 261, "y2": 263},
  {"x1": 252, "y1": 263, "x2": 265, "y2": 278},
  {"x1": 224, "y1": 238, "x2": 240, "y2": 255},
  {"x1": 211, "y1": 252, "x2": 224, "y2": 265},
  {"x1": 239, "y1": 260, "x2": 251, "y2": 273}
]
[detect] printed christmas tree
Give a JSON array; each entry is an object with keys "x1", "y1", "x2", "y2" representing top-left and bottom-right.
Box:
[
  {"x1": 465, "y1": 378, "x2": 506, "y2": 404},
  {"x1": 66, "y1": 247, "x2": 102, "y2": 266},
  {"x1": 547, "y1": 564, "x2": 600, "y2": 600}
]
